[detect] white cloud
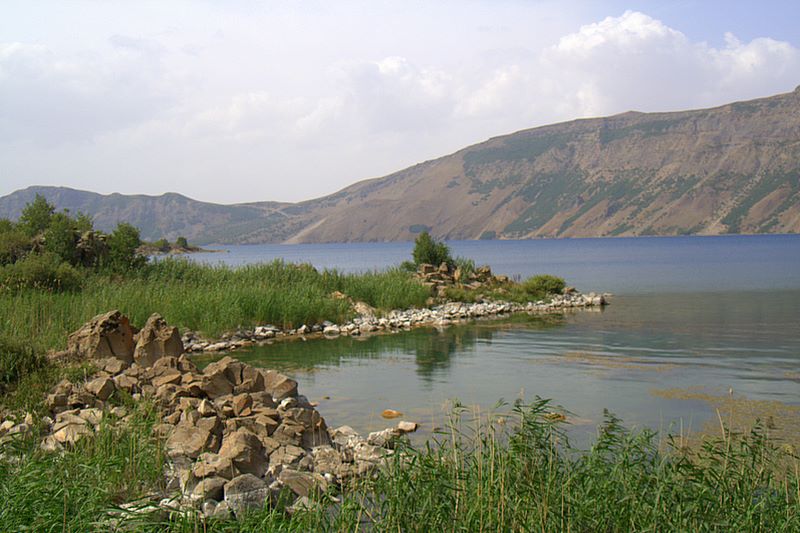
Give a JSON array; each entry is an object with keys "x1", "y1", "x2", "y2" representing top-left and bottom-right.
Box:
[{"x1": 1, "y1": 8, "x2": 799, "y2": 204}]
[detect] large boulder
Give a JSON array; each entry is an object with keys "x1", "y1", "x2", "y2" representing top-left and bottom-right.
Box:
[
  {"x1": 66, "y1": 310, "x2": 135, "y2": 363},
  {"x1": 218, "y1": 428, "x2": 268, "y2": 477},
  {"x1": 133, "y1": 314, "x2": 183, "y2": 367}
]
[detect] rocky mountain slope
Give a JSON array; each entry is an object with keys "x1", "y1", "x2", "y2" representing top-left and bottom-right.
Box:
[{"x1": 3, "y1": 87, "x2": 799, "y2": 243}]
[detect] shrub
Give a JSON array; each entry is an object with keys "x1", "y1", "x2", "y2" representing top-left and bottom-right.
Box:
[
  {"x1": 175, "y1": 236, "x2": 188, "y2": 249},
  {"x1": 412, "y1": 231, "x2": 452, "y2": 266},
  {"x1": 104, "y1": 223, "x2": 146, "y2": 272},
  {"x1": 0, "y1": 252, "x2": 82, "y2": 292},
  {"x1": 523, "y1": 274, "x2": 566, "y2": 297},
  {"x1": 0, "y1": 228, "x2": 31, "y2": 266}
]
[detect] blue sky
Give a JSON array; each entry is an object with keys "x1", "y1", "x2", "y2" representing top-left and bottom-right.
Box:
[{"x1": 1, "y1": 1, "x2": 798, "y2": 203}]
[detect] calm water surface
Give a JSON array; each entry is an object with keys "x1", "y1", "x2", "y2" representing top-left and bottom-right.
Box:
[{"x1": 192, "y1": 235, "x2": 800, "y2": 441}]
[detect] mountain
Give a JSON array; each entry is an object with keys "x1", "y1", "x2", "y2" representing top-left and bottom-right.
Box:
[{"x1": 2, "y1": 87, "x2": 800, "y2": 243}]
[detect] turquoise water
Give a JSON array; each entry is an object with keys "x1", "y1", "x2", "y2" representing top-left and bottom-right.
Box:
[{"x1": 192, "y1": 235, "x2": 800, "y2": 440}]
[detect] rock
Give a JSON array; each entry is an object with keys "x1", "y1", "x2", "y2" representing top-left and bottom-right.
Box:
[
  {"x1": 204, "y1": 356, "x2": 244, "y2": 385},
  {"x1": 322, "y1": 325, "x2": 340, "y2": 336},
  {"x1": 98, "y1": 357, "x2": 129, "y2": 375},
  {"x1": 368, "y1": 428, "x2": 401, "y2": 448},
  {"x1": 311, "y1": 445, "x2": 343, "y2": 476},
  {"x1": 77, "y1": 407, "x2": 103, "y2": 427},
  {"x1": 193, "y1": 452, "x2": 236, "y2": 480},
  {"x1": 190, "y1": 476, "x2": 227, "y2": 502},
  {"x1": 287, "y1": 495, "x2": 313, "y2": 516},
  {"x1": 197, "y1": 399, "x2": 217, "y2": 417},
  {"x1": 381, "y1": 409, "x2": 403, "y2": 419},
  {"x1": 53, "y1": 421, "x2": 92, "y2": 445},
  {"x1": 270, "y1": 444, "x2": 305, "y2": 466},
  {"x1": 133, "y1": 314, "x2": 184, "y2": 367},
  {"x1": 85, "y1": 377, "x2": 115, "y2": 401},
  {"x1": 218, "y1": 429, "x2": 268, "y2": 477},
  {"x1": 113, "y1": 374, "x2": 139, "y2": 393},
  {"x1": 66, "y1": 310, "x2": 135, "y2": 363},
  {"x1": 152, "y1": 371, "x2": 182, "y2": 388},
  {"x1": 232, "y1": 393, "x2": 253, "y2": 417},
  {"x1": 166, "y1": 420, "x2": 218, "y2": 459},
  {"x1": 224, "y1": 474, "x2": 270, "y2": 517},
  {"x1": 211, "y1": 500, "x2": 233, "y2": 519},
  {"x1": 397, "y1": 420, "x2": 419, "y2": 434},
  {"x1": 278, "y1": 469, "x2": 328, "y2": 498},
  {"x1": 263, "y1": 371, "x2": 297, "y2": 401}
]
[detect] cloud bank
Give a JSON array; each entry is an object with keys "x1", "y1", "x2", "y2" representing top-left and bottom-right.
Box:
[{"x1": 1, "y1": 8, "x2": 798, "y2": 203}]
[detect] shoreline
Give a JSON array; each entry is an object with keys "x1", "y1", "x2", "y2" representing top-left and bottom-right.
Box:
[{"x1": 182, "y1": 290, "x2": 610, "y2": 354}]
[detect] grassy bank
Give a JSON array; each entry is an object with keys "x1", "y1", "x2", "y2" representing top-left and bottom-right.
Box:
[
  {"x1": 0, "y1": 258, "x2": 431, "y2": 356},
  {"x1": 1, "y1": 400, "x2": 796, "y2": 531}
]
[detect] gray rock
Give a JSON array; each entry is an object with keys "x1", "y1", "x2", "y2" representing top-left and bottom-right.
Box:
[
  {"x1": 224, "y1": 474, "x2": 270, "y2": 517},
  {"x1": 278, "y1": 469, "x2": 328, "y2": 498},
  {"x1": 190, "y1": 476, "x2": 227, "y2": 502}
]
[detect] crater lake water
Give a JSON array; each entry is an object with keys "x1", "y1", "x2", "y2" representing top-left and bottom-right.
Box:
[{"x1": 191, "y1": 235, "x2": 800, "y2": 443}]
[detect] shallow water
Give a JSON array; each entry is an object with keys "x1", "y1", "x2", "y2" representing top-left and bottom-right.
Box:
[{"x1": 191, "y1": 235, "x2": 800, "y2": 442}]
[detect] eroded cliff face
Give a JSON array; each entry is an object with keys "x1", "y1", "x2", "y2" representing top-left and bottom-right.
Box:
[{"x1": 3, "y1": 87, "x2": 799, "y2": 243}]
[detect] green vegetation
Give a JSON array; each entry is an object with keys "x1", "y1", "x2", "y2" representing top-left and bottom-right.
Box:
[
  {"x1": 523, "y1": 274, "x2": 566, "y2": 298},
  {"x1": 411, "y1": 231, "x2": 452, "y2": 266},
  {"x1": 1, "y1": 399, "x2": 796, "y2": 531},
  {"x1": 0, "y1": 401, "x2": 166, "y2": 531},
  {"x1": 0, "y1": 258, "x2": 431, "y2": 357}
]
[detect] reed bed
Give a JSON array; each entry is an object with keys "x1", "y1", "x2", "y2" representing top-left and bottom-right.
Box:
[
  {"x1": 0, "y1": 258, "x2": 430, "y2": 355},
  {"x1": 3, "y1": 399, "x2": 794, "y2": 531}
]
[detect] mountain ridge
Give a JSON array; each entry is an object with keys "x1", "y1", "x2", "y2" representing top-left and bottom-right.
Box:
[{"x1": 2, "y1": 87, "x2": 799, "y2": 243}]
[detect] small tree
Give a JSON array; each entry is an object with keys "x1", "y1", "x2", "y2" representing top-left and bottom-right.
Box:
[
  {"x1": 18, "y1": 194, "x2": 55, "y2": 237},
  {"x1": 154, "y1": 238, "x2": 171, "y2": 253},
  {"x1": 105, "y1": 223, "x2": 146, "y2": 272},
  {"x1": 43, "y1": 212, "x2": 78, "y2": 265},
  {"x1": 175, "y1": 236, "x2": 189, "y2": 249},
  {"x1": 412, "y1": 231, "x2": 452, "y2": 266}
]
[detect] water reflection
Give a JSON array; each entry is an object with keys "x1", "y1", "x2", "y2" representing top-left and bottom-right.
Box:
[{"x1": 209, "y1": 314, "x2": 568, "y2": 384}]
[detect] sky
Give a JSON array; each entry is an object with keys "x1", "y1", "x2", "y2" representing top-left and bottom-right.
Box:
[{"x1": 1, "y1": 1, "x2": 799, "y2": 204}]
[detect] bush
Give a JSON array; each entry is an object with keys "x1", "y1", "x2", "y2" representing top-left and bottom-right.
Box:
[
  {"x1": 104, "y1": 223, "x2": 146, "y2": 272},
  {"x1": 175, "y1": 236, "x2": 188, "y2": 249},
  {"x1": 523, "y1": 274, "x2": 565, "y2": 297},
  {"x1": 0, "y1": 252, "x2": 82, "y2": 292},
  {"x1": 412, "y1": 231, "x2": 452, "y2": 266},
  {"x1": 0, "y1": 228, "x2": 31, "y2": 266}
]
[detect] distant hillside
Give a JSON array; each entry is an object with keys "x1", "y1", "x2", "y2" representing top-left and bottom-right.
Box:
[
  {"x1": 2, "y1": 87, "x2": 799, "y2": 243},
  {"x1": 0, "y1": 187, "x2": 292, "y2": 244}
]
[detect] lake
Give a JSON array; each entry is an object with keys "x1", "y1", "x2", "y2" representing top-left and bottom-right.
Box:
[{"x1": 191, "y1": 235, "x2": 800, "y2": 444}]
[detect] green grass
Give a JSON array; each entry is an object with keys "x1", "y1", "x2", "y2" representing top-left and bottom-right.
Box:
[
  {"x1": 0, "y1": 258, "x2": 431, "y2": 355},
  {"x1": 2, "y1": 399, "x2": 796, "y2": 531},
  {"x1": 0, "y1": 400, "x2": 165, "y2": 531}
]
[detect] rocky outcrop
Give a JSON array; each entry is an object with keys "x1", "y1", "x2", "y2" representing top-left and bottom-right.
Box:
[
  {"x1": 133, "y1": 313, "x2": 183, "y2": 367},
  {"x1": 65, "y1": 310, "x2": 135, "y2": 363},
  {"x1": 10, "y1": 312, "x2": 420, "y2": 522}
]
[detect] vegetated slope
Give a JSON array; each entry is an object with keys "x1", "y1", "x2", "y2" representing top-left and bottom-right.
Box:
[{"x1": 2, "y1": 86, "x2": 799, "y2": 243}]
